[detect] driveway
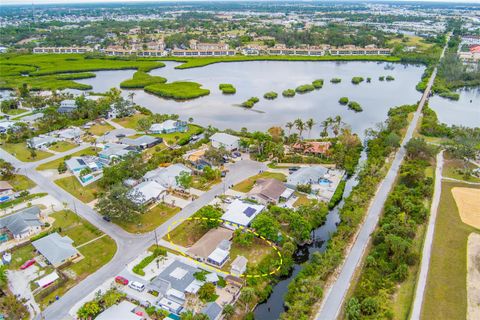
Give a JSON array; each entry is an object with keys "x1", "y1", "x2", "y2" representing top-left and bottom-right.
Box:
[{"x1": 8, "y1": 267, "x2": 42, "y2": 318}]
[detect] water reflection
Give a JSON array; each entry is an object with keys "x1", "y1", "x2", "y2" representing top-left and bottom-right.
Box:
[{"x1": 429, "y1": 88, "x2": 480, "y2": 127}]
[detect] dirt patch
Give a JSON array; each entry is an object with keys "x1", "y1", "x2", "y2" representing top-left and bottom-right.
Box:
[
  {"x1": 452, "y1": 187, "x2": 480, "y2": 228},
  {"x1": 467, "y1": 233, "x2": 480, "y2": 320}
]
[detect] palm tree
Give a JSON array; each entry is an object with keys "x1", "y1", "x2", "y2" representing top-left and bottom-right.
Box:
[
  {"x1": 188, "y1": 117, "x2": 194, "y2": 123},
  {"x1": 294, "y1": 118, "x2": 305, "y2": 139},
  {"x1": 222, "y1": 304, "x2": 235, "y2": 319},
  {"x1": 127, "y1": 92, "x2": 135, "y2": 104},
  {"x1": 306, "y1": 118, "x2": 316, "y2": 138},
  {"x1": 332, "y1": 115, "x2": 342, "y2": 137},
  {"x1": 285, "y1": 122, "x2": 294, "y2": 135},
  {"x1": 320, "y1": 119, "x2": 330, "y2": 138},
  {"x1": 180, "y1": 311, "x2": 195, "y2": 320},
  {"x1": 240, "y1": 287, "x2": 256, "y2": 313}
]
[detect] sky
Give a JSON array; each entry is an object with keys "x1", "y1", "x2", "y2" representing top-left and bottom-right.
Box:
[{"x1": 1, "y1": 0, "x2": 480, "y2": 4}]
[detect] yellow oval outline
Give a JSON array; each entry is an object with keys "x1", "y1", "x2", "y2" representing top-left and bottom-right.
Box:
[{"x1": 166, "y1": 217, "x2": 283, "y2": 278}]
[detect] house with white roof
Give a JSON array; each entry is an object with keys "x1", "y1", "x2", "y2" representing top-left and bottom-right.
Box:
[
  {"x1": 120, "y1": 135, "x2": 162, "y2": 150},
  {"x1": 128, "y1": 180, "x2": 166, "y2": 205},
  {"x1": 221, "y1": 199, "x2": 265, "y2": 228},
  {"x1": 231, "y1": 255, "x2": 248, "y2": 276},
  {"x1": 149, "y1": 120, "x2": 188, "y2": 134},
  {"x1": 32, "y1": 232, "x2": 80, "y2": 267},
  {"x1": 55, "y1": 127, "x2": 83, "y2": 140},
  {"x1": 286, "y1": 166, "x2": 330, "y2": 192},
  {"x1": 98, "y1": 143, "x2": 135, "y2": 163},
  {"x1": 65, "y1": 156, "x2": 105, "y2": 186},
  {"x1": 0, "y1": 121, "x2": 17, "y2": 133},
  {"x1": 96, "y1": 301, "x2": 144, "y2": 320},
  {"x1": 143, "y1": 164, "x2": 192, "y2": 189},
  {"x1": 210, "y1": 132, "x2": 240, "y2": 151}
]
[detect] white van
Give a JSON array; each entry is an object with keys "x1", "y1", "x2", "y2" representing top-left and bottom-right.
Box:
[{"x1": 128, "y1": 281, "x2": 145, "y2": 292}]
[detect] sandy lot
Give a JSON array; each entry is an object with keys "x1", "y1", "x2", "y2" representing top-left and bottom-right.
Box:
[
  {"x1": 452, "y1": 187, "x2": 480, "y2": 229},
  {"x1": 467, "y1": 233, "x2": 480, "y2": 320}
]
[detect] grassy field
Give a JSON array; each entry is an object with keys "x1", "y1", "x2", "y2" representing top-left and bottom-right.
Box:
[
  {"x1": 54, "y1": 176, "x2": 101, "y2": 203},
  {"x1": 0, "y1": 73, "x2": 94, "y2": 91},
  {"x1": 120, "y1": 71, "x2": 167, "y2": 88},
  {"x1": 1, "y1": 142, "x2": 53, "y2": 162},
  {"x1": 387, "y1": 36, "x2": 434, "y2": 51},
  {"x1": 443, "y1": 158, "x2": 480, "y2": 183},
  {"x1": 1, "y1": 108, "x2": 28, "y2": 115},
  {"x1": 232, "y1": 171, "x2": 286, "y2": 193},
  {"x1": 36, "y1": 147, "x2": 99, "y2": 170},
  {"x1": 421, "y1": 181, "x2": 480, "y2": 320},
  {"x1": 164, "y1": 54, "x2": 401, "y2": 69},
  {"x1": 36, "y1": 210, "x2": 116, "y2": 308},
  {"x1": 144, "y1": 81, "x2": 210, "y2": 100},
  {"x1": 87, "y1": 122, "x2": 114, "y2": 136},
  {"x1": 165, "y1": 218, "x2": 208, "y2": 247},
  {"x1": 48, "y1": 141, "x2": 78, "y2": 152},
  {"x1": 223, "y1": 239, "x2": 275, "y2": 272},
  {"x1": 112, "y1": 113, "x2": 148, "y2": 129},
  {"x1": 7, "y1": 174, "x2": 36, "y2": 191},
  {"x1": 115, "y1": 203, "x2": 180, "y2": 233}
]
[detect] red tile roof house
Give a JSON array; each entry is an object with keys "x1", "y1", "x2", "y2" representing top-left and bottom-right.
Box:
[{"x1": 291, "y1": 141, "x2": 332, "y2": 157}]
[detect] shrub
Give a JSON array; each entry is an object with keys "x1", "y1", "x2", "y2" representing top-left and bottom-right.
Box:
[
  {"x1": 282, "y1": 89, "x2": 296, "y2": 97},
  {"x1": 348, "y1": 101, "x2": 363, "y2": 112},
  {"x1": 330, "y1": 78, "x2": 342, "y2": 83},
  {"x1": 132, "y1": 247, "x2": 167, "y2": 276},
  {"x1": 219, "y1": 83, "x2": 236, "y2": 94},
  {"x1": 351, "y1": 77, "x2": 364, "y2": 84},
  {"x1": 295, "y1": 84, "x2": 315, "y2": 93},
  {"x1": 297, "y1": 184, "x2": 312, "y2": 194},
  {"x1": 144, "y1": 81, "x2": 210, "y2": 100},
  {"x1": 241, "y1": 97, "x2": 259, "y2": 108},
  {"x1": 339, "y1": 97, "x2": 349, "y2": 105},
  {"x1": 438, "y1": 91, "x2": 459, "y2": 100},
  {"x1": 328, "y1": 180, "x2": 346, "y2": 209},
  {"x1": 312, "y1": 79, "x2": 324, "y2": 89},
  {"x1": 386, "y1": 75, "x2": 395, "y2": 81},
  {"x1": 366, "y1": 77, "x2": 371, "y2": 83},
  {"x1": 120, "y1": 71, "x2": 166, "y2": 88},
  {"x1": 379, "y1": 76, "x2": 385, "y2": 81},
  {"x1": 263, "y1": 91, "x2": 278, "y2": 100}
]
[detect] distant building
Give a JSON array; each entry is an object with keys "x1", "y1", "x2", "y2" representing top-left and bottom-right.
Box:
[
  {"x1": 32, "y1": 232, "x2": 80, "y2": 267},
  {"x1": 149, "y1": 120, "x2": 188, "y2": 134},
  {"x1": 189, "y1": 40, "x2": 229, "y2": 51},
  {"x1": 210, "y1": 132, "x2": 240, "y2": 151},
  {"x1": 33, "y1": 47, "x2": 92, "y2": 54},
  {"x1": 0, "y1": 121, "x2": 17, "y2": 133}
]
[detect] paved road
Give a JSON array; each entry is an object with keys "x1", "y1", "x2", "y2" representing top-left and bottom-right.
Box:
[
  {"x1": 410, "y1": 150, "x2": 444, "y2": 320},
  {"x1": 315, "y1": 38, "x2": 450, "y2": 320},
  {"x1": 0, "y1": 147, "x2": 264, "y2": 320}
]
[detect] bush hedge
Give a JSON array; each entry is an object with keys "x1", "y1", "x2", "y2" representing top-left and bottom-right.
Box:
[
  {"x1": 312, "y1": 79, "x2": 324, "y2": 89},
  {"x1": 263, "y1": 91, "x2": 278, "y2": 100},
  {"x1": 295, "y1": 84, "x2": 315, "y2": 93},
  {"x1": 241, "y1": 97, "x2": 260, "y2": 108},
  {"x1": 132, "y1": 247, "x2": 167, "y2": 276},
  {"x1": 219, "y1": 83, "x2": 236, "y2": 94},
  {"x1": 351, "y1": 76, "x2": 364, "y2": 84},
  {"x1": 339, "y1": 97, "x2": 349, "y2": 105},
  {"x1": 331, "y1": 78, "x2": 342, "y2": 83},
  {"x1": 282, "y1": 89, "x2": 296, "y2": 97},
  {"x1": 348, "y1": 101, "x2": 363, "y2": 112}
]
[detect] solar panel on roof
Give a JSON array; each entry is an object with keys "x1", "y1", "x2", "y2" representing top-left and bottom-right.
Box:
[
  {"x1": 77, "y1": 159, "x2": 86, "y2": 166},
  {"x1": 243, "y1": 207, "x2": 256, "y2": 217}
]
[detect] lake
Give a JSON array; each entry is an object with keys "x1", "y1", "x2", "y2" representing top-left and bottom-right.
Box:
[
  {"x1": 429, "y1": 87, "x2": 480, "y2": 127},
  {"x1": 74, "y1": 60, "x2": 426, "y2": 137}
]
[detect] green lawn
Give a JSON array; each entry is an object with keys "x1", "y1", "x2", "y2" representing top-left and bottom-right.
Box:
[
  {"x1": 165, "y1": 218, "x2": 208, "y2": 247},
  {"x1": 1, "y1": 142, "x2": 53, "y2": 162},
  {"x1": 87, "y1": 123, "x2": 114, "y2": 136},
  {"x1": 2, "y1": 108, "x2": 28, "y2": 115},
  {"x1": 112, "y1": 113, "x2": 148, "y2": 129},
  {"x1": 48, "y1": 141, "x2": 78, "y2": 152},
  {"x1": 7, "y1": 174, "x2": 36, "y2": 191},
  {"x1": 293, "y1": 193, "x2": 311, "y2": 207},
  {"x1": 443, "y1": 158, "x2": 480, "y2": 183},
  {"x1": 8, "y1": 244, "x2": 36, "y2": 270},
  {"x1": 36, "y1": 210, "x2": 116, "y2": 308},
  {"x1": 192, "y1": 176, "x2": 221, "y2": 191},
  {"x1": 225, "y1": 239, "x2": 275, "y2": 271},
  {"x1": 421, "y1": 182, "x2": 480, "y2": 320},
  {"x1": 54, "y1": 176, "x2": 101, "y2": 203},
  {"x1": 36, "y1": 147, "x2": 99, "y2": 171},
  {"x1": 115, "y1": 203, "x2": 180, "y2": 233},
  {"x1": 232, "y1": 171, "x2": 286, "y2": 193}
]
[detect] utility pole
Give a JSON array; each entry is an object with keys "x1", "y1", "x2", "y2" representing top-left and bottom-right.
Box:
[{"x1": 154, "y1": 229, "x2": 158, "y2": 247}]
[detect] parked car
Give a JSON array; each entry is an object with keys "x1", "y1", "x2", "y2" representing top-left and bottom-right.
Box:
[
  {"x1": 128, "y1": 281, "x2": 145, "y2": 292},
  {"x1": 115, "y1": 276, "x2": 129, "y2": 285},
  {"x1": 20, "y1": 259, "x2": 36, "y2": 270},
  {"x1": 232, "y1": 151, "x2": 241, "y2": 158},
  {"x1": 103, "y1": 216, "x2": 111, "y2": 222}
]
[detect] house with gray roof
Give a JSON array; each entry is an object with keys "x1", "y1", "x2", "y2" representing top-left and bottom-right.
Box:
[
  {"x1": 120, "y1": 135, "x2": 162, "y2": 150},
  {"x1": 96, "y1": 301, "x2": 143, "y2": 320},
  {"x1": 27, "y1": 135, "x2": 58, "y2": 149},
  {"x1": 0, "y1": 206, "x2": 43, "y2": 241},
  {"x1": 98, "y1": 143, "x2": 136, "y2": 163},
  {"x1": 201, "y1": 302, "x2": 222, "y2": 320},
  {"x1": 210, "y1": 132, "x2": 240, "y2": 151},
  {"x1": 57, "y1": 100, "x2": 78, "y2": 114},
  {"x1": 32, "y1": 232, "x2": 79, "y2": 267},
  {"x1": 143, "y1": 164, "x2": 192, "y2": 189}
]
